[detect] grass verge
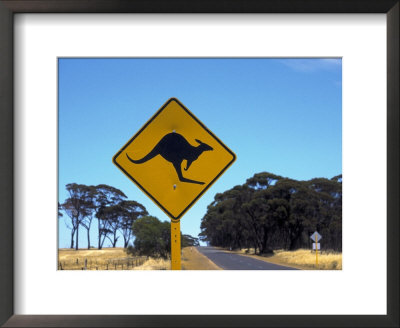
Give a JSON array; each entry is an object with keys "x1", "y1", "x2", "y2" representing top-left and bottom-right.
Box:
[
  {"x1": 58, "y1": 247, "x2": 221, "y2": 270},
  {"x1": 181, "y1": 247, "x2": 221, "y2": 270},
  {"x1": 58, "y1": 248, "x2": 147, "y2": 270},
  {"x1": 133, "y1": 257, "x2": 171, "y2": 270}
]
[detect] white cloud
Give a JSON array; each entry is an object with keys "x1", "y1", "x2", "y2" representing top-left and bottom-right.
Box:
[{"x1": 280, "y1": 58, "x2": 342, "y2": 72}]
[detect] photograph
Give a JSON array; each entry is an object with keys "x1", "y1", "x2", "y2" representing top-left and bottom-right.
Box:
[
  {"x1": 58, "y1": 58, "x2": 342, "y2": 271},
  {"x1": 1, "y1": 1, "x2": 397, "y2": 325}
]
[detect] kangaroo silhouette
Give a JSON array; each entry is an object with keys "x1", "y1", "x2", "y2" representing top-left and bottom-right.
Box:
[{"x1": 126, "y1": 132, "x2": 213, "y2": 185}]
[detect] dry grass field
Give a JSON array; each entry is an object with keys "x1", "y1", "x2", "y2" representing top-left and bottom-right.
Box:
[
  {"x1": 58, "y1": 247, "x2": 220, "y2": 270},
  {"x1": 226, "y1": 248, "x2": 342, "y2": 270},
  {"x1": 58, "y1": 248, "x2": 147, "y2": 270},
  {"x1": 133, "y1": 257, "x2": 171, "y2": 270},
  {"x1": 271, "y1": 249, "x2": 342, "y2": 270}
]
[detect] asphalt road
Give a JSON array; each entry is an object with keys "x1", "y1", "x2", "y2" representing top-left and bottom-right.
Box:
[{"x1": 196, "y1": 246, "x2": 297, "y2": 270}]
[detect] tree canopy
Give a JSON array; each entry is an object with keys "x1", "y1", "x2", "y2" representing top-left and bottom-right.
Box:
[
  {"x1": 60, "y1": 183, "x2": 147, "y2": 250},
  {"x1": 200, "y1": 172, "x2": 342, "y2": 253},
  {"x1": 128, "y1": 216, "x2": 171, "y2": 258}
]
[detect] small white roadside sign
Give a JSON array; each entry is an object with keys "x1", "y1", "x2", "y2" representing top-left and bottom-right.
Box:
[{"x1": 312, "y1": 243, "x2": 321, "y2": 250}]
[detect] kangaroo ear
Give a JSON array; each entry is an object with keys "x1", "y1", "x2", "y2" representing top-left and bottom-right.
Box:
[{"x1": 195, "y1": 139, "x2": 203, "y2": 144}]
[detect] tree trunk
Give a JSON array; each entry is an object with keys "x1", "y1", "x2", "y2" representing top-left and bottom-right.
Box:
[
  {"x1": 75, "y1": 225, "x2": 79, "y2": 250},
  {"x1": 113, "y1": 231, "x2": 118, "y2": 248},
  {"x1": 87, "y1": 229, "x2": 90, "y2": 249},
  {"x1": 70, "y1": 228, "x2": 75, "y2": 249},
  {"x1": 98, "y1": 222, "x2": 101, "y2": 249},
  {"x1": 124, "y1": 230, "x2": 132, "y2": 248},
  {"x1": 260, "y1": 227, "x2": 270, "y2": 254},
  {"x1": 289, "y1": 232, "x2": 301, "y2": 250},
  {"x1": 253, "y1": 240, "x2": 258, "y2": 254},
  {"x1": 100, "y1": 234, "x2": 106, "y2": 249}
]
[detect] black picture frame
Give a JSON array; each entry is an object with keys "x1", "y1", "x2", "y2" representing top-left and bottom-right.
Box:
[{"x1": 0, "y1": 1, "x2": 398, "y2": 327}]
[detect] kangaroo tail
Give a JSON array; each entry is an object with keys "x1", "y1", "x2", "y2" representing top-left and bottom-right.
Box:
[{"x1": 126, "y1": 147, "x2": 159, "y2": 164}]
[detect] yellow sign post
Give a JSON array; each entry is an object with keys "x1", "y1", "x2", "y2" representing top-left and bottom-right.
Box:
[
  {"x1": 170, "y1": 220, "x2": 181, "y2": 270},
  {"x1": 113, "y1": 98, "x2": 236, "y2": 269},
  {"x1": 310, "y1": 231, "x2": 322, "y2": 269}
]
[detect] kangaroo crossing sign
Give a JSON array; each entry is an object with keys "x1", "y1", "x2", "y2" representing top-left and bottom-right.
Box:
[{"x1": 113, "y1": 98, "x2": 236, "y2": 221}]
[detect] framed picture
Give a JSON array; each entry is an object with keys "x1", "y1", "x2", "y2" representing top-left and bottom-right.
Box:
[{"x1": 0, "y1": 0, "x2": 398, "y2": 327}]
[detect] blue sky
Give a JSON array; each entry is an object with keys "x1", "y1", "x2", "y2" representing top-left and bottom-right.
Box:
[{"x1": 58, "y1": 58, "x2": 342, "y2": 248}]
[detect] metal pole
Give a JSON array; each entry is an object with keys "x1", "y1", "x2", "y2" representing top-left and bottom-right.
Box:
[
  {"x1": 316, "y1": 235, "x2": 319, "y2": 267},
  {"x1": 171, "y1": 220, "x2": 181, "y2": 270}
]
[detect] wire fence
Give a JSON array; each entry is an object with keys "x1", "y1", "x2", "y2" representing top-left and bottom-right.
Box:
[{"x1": 58, "y1": 256, "x2": 148, "y2": 270}]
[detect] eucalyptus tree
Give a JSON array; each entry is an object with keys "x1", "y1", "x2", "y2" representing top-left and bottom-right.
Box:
[
  {"x1": 58, "y1": 202, "x2": 63, "y2": 218},
  {"x1": 118, "y1": 200, "x2": 148, "y2": 248},
  {"x1": 93, "y1": 184, "x2": 127, "y2": 249},
  {"x1": 61, "y1": 183, "x2": 93, "y2": 249},
  {"x1": 129, "y1": 216, "x2": 171, "y2": 258},
  {"x1": 246, "y1": 172, "x2": 283, "y2": 190},
  {"x1": 78, "y1": 186, "x2": 98, "y2": 249},
  {"x1": 200, "y1": 172, "x2": 342, "y2": 253},
  {"x1": 200, "y1": 184, "x2": 253, "y2": 250},
  {"x1": 96, "y1": 204, "x2": 121, "y2": 248}
]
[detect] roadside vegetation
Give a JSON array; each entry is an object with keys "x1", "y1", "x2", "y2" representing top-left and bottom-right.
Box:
[
  {"x1": 58, "y1": 247, "x2": 217, "y2": 270},
  {"x1": 224, "y1": 247, "x2": 342, "y2": 270},
  {"x1": 59, "y1": 184, "x2": 199, "y2": 250},
  {"x1": 131, "y1": 246, "x2": 220, "y2": 270},
  {"x1": 58, "y1": 183, "x2": 199, "y2": 269},
  {"x1": 200, "y1": 172, "x2": 342, "y2": 254},
  {"x1": 59, "y1": 184, "x2": 148, "y2": 250},
  {"x1": 58, "y1": 248, "x2": 147, "y2": 270},
  {"x1": 133, "y1": 257, "x2": 171, "y2": 270},
  {"x1": 271, "y1": 249, "x2": 342, "y2": 270},
  {"x1": 59, "y1": 170, "x2": 342, "y2": 270}
]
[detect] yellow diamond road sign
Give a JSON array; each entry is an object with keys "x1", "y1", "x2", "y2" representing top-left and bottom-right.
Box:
[{"x1": 113, "y1": 98, "x2": 236, "y2": 221}]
